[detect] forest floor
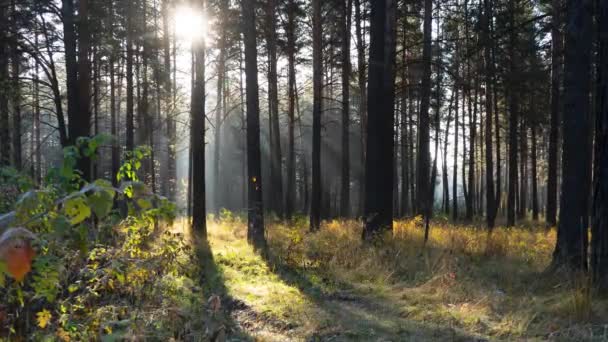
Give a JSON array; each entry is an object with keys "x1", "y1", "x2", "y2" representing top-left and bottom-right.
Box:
[{"x1": 174, "y1": 214, "x2": 608, "y2": 341}]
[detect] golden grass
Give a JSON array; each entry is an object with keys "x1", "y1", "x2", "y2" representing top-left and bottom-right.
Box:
[{"x1": 178, "y1": 214, "x2": 608, "y2": 341}]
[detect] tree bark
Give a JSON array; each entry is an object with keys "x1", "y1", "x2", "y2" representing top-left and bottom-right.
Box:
[
  {"x1": 0, "y1": 0, "x2": 9, "y2": 167},
  {"x1": 285, "y1": 0, "x2": 298, "y2": 220},
  {"x1": 355, "y1": 0, "x2": 367, "y2": 217},
  {"x1": 547, "y1": 0, "x2": 562, "y2": 227},
  {"x1": 506, "y1": 0, "x2": 518, "y2": 227},
  {"x1": 551, "y1": 0, "x2": 592, "y2": 271},
  {"x1": 592, "y1": 0, "x2": 608, "y2": 288},
  {"x1": 310, "y1": 0, "x2": 322, "y2": 231},
  {"x1": 243, "y1": 0, "x2": 266, "y2": 250},
  {"x1": 126, "y1": 0, "x2": 135, "y2": 152},
  {"x1": 483, "y1": 0, "x2": 495, "y2": 229},
  {"x1": 191, "y1": 19, "x2": 207, "y2": 237},
  {"x1": 340, "y1": 0, "x2": 352, "y2": 218},
  {"x1": 363, "y1": 0, "x2": 396, "y2": 239},
  {"x1": 531, "y1": 124, "x2": 539, "y2": 221}
]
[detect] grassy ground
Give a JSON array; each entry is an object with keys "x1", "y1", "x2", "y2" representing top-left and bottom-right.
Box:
[{"x1": 174, "y1": 214, "x2": 608, "y2": 341}]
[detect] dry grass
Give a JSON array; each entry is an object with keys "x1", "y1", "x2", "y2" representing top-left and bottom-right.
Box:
[{"x1": 183, "y1": 214, "x2": 608, "y2": 341}]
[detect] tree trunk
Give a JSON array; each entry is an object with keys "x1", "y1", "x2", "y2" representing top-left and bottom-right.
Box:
[
  {"x1": 265, "y1": 0, "x2": 284, "y2": 218},
  {"x1": 592, "y1": 0, "x2": 608, "y2": 288},
  {"x1": 362, "y1": 0, "x2": 396, "y2": 239},
  {"x1": 547, "y1": 0, "x2": 562, "y2": 227},
  {"x1": 400, "y1": 20, "x2": 410, "y2": 217},
  {"x1": 506, "y1": 0, "x2": 518, "y2": 227},
  {"x1": 340, "y1": 0, "x2": 352, "y2": 218},
  {"x1": 191, "y1": 13, "x2": 207, "y2": 237},
  {"x1": 415, "y1": 0, "x2": 432, "y2": 243},
  {"x1": 243, "y1": 0, "x2": 266, "y2": 250},
  {"x1": 0, "y1": 0, "x2": 7, "y2": 166},
  {"x1": 453, "y1": 57, "x2": 460, "y2": 221},
  {"x1": 355, "y1": 0, "x2": 367, "y2": 217},
  {"x1": 464, "y1": 0, "x2": 474, "y2": 221},
  {"x1": 10, "y1": 0, "x2": 20, "y2": 170},
  {"x1": 74, "y1": 0, "x2": 92, "y2": 181},
  {"x1": 551, "y1": 0, "x2": 592, "y2": 271},
  {"x1": 162, "y1": 0, "x2": 176, "y2": 201},
  {"x1": 126, "y1": 0, "x2": 135, "y2": 152},
  {"x1": 483, "y1": 0, "x2": 495, "y2": 229},
  {"x1": 215, "y1": 0, "x2": 228, "y2": 213},
  {"x1": 310, "y1": 0, "x2": 323, "y2": 231},
  {"x1": 285, "y1": 0, "x2": 298, "y2": 220},
  {"x1": 531, "y1": 124, "x2": 539, "y2": 221}
]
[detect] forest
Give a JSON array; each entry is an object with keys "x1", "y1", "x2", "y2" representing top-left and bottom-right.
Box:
[{"x1": 0, "y1": 0, "x2": 607, "y2": 340}]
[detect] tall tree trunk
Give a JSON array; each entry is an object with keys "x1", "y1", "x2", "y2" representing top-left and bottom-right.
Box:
[
  {"x1": 464, "y1": 0, "x2": 474, "y2": 221},
  {"x1": 75, "y1": 0, "x2": 91, "y2": 181},
  {"x1": 340, "y1": 0, "x2": 352, "y2": 218},
  {"x1": 191, "y1": 8, "x2": 207, "y2": 237},
  {"x1": 162, "y1": 0, "x2": 176, "y2": 200},
  {"x1": 62, "y1": 0, "x2": 79, "y2": 148},
  {"x1": 400, "y1": 21, "x2": 410, "y2": 217},
  {"x1": 362, "y1": 0, "x2": 396, "y2": 239},
  {"x1": 215, "y1": 0, "x2": 228, "y2": 213},
  {"x1": 591, "y1": 0, "x2": 608, "y2": 288},
  {"x1": 265, "y1": 0, "x2": 284, "y2": 218},
  {"x1": 355, "y1": 0, "x2": 367, "y2": 217},
  {"x1": 551, "y1": 0, "x2": 592, "y2": 271},
  {"x1": 243, "y1": 0, "x2": 267, "y2": 250},
  {"x1": 310, "y1": 0, "x2": 323, "y2": 231},
  {"x1": 10, "y1": 0, "x2": 20, "y2": 170},
  {"x1": 531, "y1": 124, "x2": 539, "y2": 221},
  {"x1": 452, "y1": 56, "x2": 460, "y2": 221},
  {"x1": 285, "y1": 0, "x2": 298, "y2": 219},
  {"x1": 416, "y1": 0, "x2": 432, "y2": 243},
  {"x1": 519, "y1": 119, "x2": 528, "y2": 220},
  {"x1": 506, "y1": 0, "x2": 518, "y2": 227},
  {"x1": 442, "y1": 92, "x2": 453, "y2": 215},
  {"x1": 0, "y1": 0, "x2": 8, "y2": 166},
  {"x1": 547, "y1": 0, "x2": 562, "y2": 227},
  {"x1": 109, "y1": 0, "x2": 119, "y2": 184},
  {"x1": 126, "y1": 0, "x2": 135, "y2": 152},
  {"x1": 483, "y1": 0, "x2": 495, "y2": 229}
]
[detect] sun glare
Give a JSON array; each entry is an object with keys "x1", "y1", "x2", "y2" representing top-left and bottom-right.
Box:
[{"x1": 173, "y1": 5, "x2": 208, "y2": 43}]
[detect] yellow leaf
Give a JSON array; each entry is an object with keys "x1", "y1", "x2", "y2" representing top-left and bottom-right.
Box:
[{"x1": 36, "y1": 309, "x2": 52, "y2": 329}]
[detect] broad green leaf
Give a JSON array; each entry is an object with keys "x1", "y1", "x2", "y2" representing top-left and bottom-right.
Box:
[{"x1": 64, "y1": 196, "x2": 91, "y2": 225}]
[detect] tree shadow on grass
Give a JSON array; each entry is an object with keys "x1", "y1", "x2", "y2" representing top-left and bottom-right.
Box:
[
  {"x1": 260, "y1": 245, "x2": 485, "y2": 341},
  {"x1": 194, "y1": 237, "x2": 259, "y2": 341}
]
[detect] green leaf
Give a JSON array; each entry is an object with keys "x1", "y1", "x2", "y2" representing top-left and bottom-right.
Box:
[{"x1": 64, "y1": 196, "x2": 92, "y2": 225}]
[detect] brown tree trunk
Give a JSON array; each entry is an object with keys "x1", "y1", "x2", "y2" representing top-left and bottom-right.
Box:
[
  {"x1": 340, "y1": 0, "x2": 352, "y2": 218},
  {"x1": 243, "y1": 0, "x2": 266, "y2": 250},
  {"x1": 506, "y1": 0, "x2": 518, "y2": 227},
  {"x1": 310, "y1": 0, "x2": 322, "y2": 231},
  {"x1": 592, "y1": 0, "x2": 608, "y2": 288},
  {"x1": 285, "y1": 0, "x2": 298, "y2": 219},
  {"x1": 551, "y1": 0, "x2": 592, "y2": 271},
  {"x1": 363, "y1": 0, "x2": 396, "y2": 239},
  {"x1": 191, "y1": 15, "x2": 207, "y2": 237},
  {"x1": 355, "y1": 0, "x2": 367, "y2": 217},
  {"x1": 547, "y1": 0, "x2": 562, "y2": 227}
]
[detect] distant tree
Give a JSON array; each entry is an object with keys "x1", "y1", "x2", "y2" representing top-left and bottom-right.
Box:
[
  {"x1": 551, "y1": 0, "x2": 592, "y2": 270},
  {"x1": 310, "y1": 0, "x2": 322, "y2": 232},
  {"x1": 362, "y1": 0, "x2": 396, "y2": 239},
  {"x1": 591, "y1": 0, "x2": 608, "y2": 288},
  {"x1": 242, "y1": 0, "x2": 266, "y2": 250}
]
